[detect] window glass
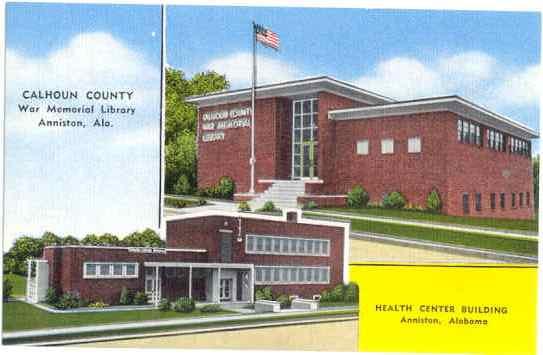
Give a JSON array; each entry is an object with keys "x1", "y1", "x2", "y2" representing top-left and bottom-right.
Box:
[
  {"x1": 264, "y1": 238, "x2": 272, "y2": 251},
  {"x1": 322, "y1": 241, "x2": 329, "y2": 255},
  {"x1": 126, "y1": 264, "x2": 136, "y2": 276},
  {"x1": 290, "y1": 268, "x2": 297, "y2": 282},
  {"x1": 255, "y1": 268, "x2": 262, "y2": 282},
  {"x1": 490, "y1": 193, "x2": 496, "y2": 210},
  {"x1": 264, "y1": 268, "x2": 271, "y2": 282},
  {"x1": 281, "y1": 239, "x2": 289, "y2": 253},
  {"x1": 381, "y1": 139, "x2": 394, "y2": 154},
  {"x1": 520, "y1": 192, "x2": 524, "y2": 207},
  {"x1": 246, "y1": 235, "x2": 254, "y2": 251},
  {"x1": 273, "y1": 269, "x2": 280, "y2": 282},
  {"x1": 99, "y1": 264, "x2": 110, "y2": 276},
  {"x1": 273, "y1": 238, "x2": 281, "y2": 252},
  {"x1": 86, "y1": 264, "x2": 96, "y2": 276},
  {"x1": 512, "y1": 193, "x2": 516, "y2": 208},
  {"x1": 462, "y1": 194, "x2": 469, "y2": 214},
  {"x1": 408, "y1": 137, "x2": 421, "y2": 153},
  {"x1": 113, "y1": 264, "x2": 123, "y2": 276},
  {"x1": 356, "y1": 140, "x2": 369, "y2": 155},
  {"x1": 297, "y1": 239, "x2": 305, "y2": 253},
  {"x1": 282, "y1": 268, "x2": 289, "y2": 282},
  {"x1": 500, "y1": 193, "x2": 506, "y2": 209},
  {"x1": 256, "y1": 236, "x2": 264, "y2": 251},
  {"x1": 475, "y1": 193, "x2": 482, "y2": 212}
]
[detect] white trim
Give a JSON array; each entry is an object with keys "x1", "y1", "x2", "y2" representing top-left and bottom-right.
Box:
[
  {"x1": 329, "y1": 96, "x2": 538, "y2": 139},
  {"x1": 245, "y1": 234, "x2": 330, "y2": 257},
  {"x1": 83, "y1": 262, "x2": 139, "y2": 279},
  {"x1": 218, "y1": 229, "x2": 233, "y2": 234},
  {"x1": 144, "y1": 261, "x2": 253, "y2": 269},
  {"x1": 186, "y1": 76, "x2": 393, "y2": 107},
  {"x1": 43, "y1": 245, "x2": 207, "y2": 253},
  {"x1": 254, "y1": 265, "x2": 330, "y2": 285}
]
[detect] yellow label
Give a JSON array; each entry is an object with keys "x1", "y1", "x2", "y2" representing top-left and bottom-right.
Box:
[{"x1": 350, "y1": 263, "x2": 538, "y2": 354}]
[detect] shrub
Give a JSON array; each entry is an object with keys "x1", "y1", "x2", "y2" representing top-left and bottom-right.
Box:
[
  {"x1": 200, "y1": 304, "x2": 222, "y2": 313},
  {"x1": 344, "y1": 282, "x2": 359, "y2": 303},
  {"x1": 320, "y1": 290, "x2": 331, "y2": 302},
  {"x1": 259, "y1": 201, "x2": 277, "y2": 213},
  {"x1": 78, "y1": 298, "x2": 90, "y2": 308},
  {"x1": 255, "y1": 286, "x2": 273, "y2": 301},
  {"x1": 165, "y1": 197, "x2": 187, "y2": 209},
  {"x1": 173, "y1": 297, "x2": 195, "y2": 313},
  {"x1": 158, "y1": 298, "x2": 171, "y2": 311},
  {"x1": 197, "y1": 198, "x2": 207, "y2": 206},
  {"x1": 88, "y1": 301, "x2": 108, "y2": 308},
  {"x1": 329, "y1": 284, "x2": 345, "y2": 302},
  {"x1": 426, "y1": 189, "x2": 442, "y2": 212},
  {"x1": 119, "y1": 287, "x2": 133, "y2": 305},
  {"x1": 45, "y1": 287, "x2": 59, "y2": 305},
  {"x1": 3, "y1": 279, "x2": 13, "y2": 302},
  {"x1": 174, "y1": 175, "x2": 193, "y2": 195},
  {"x1": 303, "y1": 201, "x2": 318, "y2": 210},
  {"x1": 382, "y1": 191, "x2": 406, "y2": 209},
  {"x1": 347, "y1": 185, "x2": 370, "y2": 208},
  {"x1": 276, "y1": 294, "x2": 291, "y2": 309},
  {"x1": 216, "y1": 176, "x2": 235, "y2": 199},
  {"x1": 238, "y1": 201, "x2": 251, "y2": 212},
  {"x1": 56, "y1": 292, "x2": 80, "y2": 310},
  {"x1": 133, "y1": 291, "x2": 149, "y2": 305}
]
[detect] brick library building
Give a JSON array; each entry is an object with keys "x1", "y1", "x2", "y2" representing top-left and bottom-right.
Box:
[{"x1": 187, "y1": 76, "x2": 538, "y2": 219}]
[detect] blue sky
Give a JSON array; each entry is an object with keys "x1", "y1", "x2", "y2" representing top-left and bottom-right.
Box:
[
  {"x1": 4, "y1": 3, "x2": 163, "y2": 250},
  {"x1": 168, "y1": 6, "x2": 540, "y2": 136}
]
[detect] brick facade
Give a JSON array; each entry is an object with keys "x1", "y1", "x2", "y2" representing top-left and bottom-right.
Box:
[
  {"x1": 196, "y1": 89, "x2": 535, "y2": 220},
  {"x1": 40, "y1": 212, "x2": 348, "y2": 304}
]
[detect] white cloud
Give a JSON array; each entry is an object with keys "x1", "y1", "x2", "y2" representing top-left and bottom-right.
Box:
[
  {"x1": 355, "y1": 57, "x2": 444, "y2": 99},
  {"x1": 492, "y1": 65, "x2": 540, "y2": 106},
  {"x1": 353, "y1": 51, "x2": 539, "y2": 111},
  {"x1": 203, "y1": 51, "x2": 302, "y2": 88}
]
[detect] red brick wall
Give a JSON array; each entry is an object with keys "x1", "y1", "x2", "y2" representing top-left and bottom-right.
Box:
[
  {"x1": 330, "y1": 111, "x2": 450, "y2": 208},
  {"x1": 166, "y1": 215, "x2": 346, "y2": 297},
  {"x1": 43, "y1": 247, "x2": 206, "y2": 305},
  {"x1": 442, "y1": 114, "x2": 534, "y2": 219}
]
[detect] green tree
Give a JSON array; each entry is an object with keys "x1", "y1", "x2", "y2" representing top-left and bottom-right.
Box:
[
  {"x1": 165, "y1": 68, "x2": 229, "y2": 194},
  {"x1": 4, "y1": 236, "x2": 44, "y2": 274},
  {"x1": 98, "y1": 233, "x2": 120, "y2": 246},
  {"x1": 81, "y1": 234, "x2": 102, "y2": 246},
  {"x1": 41, "y1": 231, "x2": 62, "y2": 246},
  {"x1": 62, "y1": 235, "x2": 80, "y2": 245},
  {"x1": 533, "y1": 155, "x2": 539, "y2": 211},
  {"x1": 121, "y1": 228, "x2": 165, "y2": 248}
]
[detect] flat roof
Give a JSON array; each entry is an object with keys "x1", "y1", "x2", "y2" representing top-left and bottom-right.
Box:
[
  {"x1": 328, "y1": 95, "x2": 538, "y2": 139},
  {"x1": 185, "y1": 76, "x2": 395, "y2": 107}
]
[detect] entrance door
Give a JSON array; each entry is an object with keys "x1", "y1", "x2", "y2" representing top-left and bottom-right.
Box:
[
  {"x1": 220, "y1": 278, "x2": 233, "y2": 301},
  {"x1": 220, "y1": 234, "x2": 232, "y2": 262},
  {"x1": 292, "y1": 98, "x2": 318, "y2": 179},
  {"x1": 145, "y1": 268, "x2": 161, "y2": 301}
]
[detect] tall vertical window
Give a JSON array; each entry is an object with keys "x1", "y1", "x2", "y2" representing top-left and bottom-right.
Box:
[
  {"x1": 511, "y1": 193, "x2": 516, "y2": 208},
  {"x1": 475, "y1": 193, "x2": 482, "y2": 212},
  {"x1": 519, "y1": 192, "x2": 524, "y2": 207},
  {"x1": 457, "y1": 118, "x2": 481, "y2": 145},
  {"x1": 490, "y1": 193, "x2": 496, "y2": 210},
  {"x1": 500, "y1": 193, "x2": 506, "y2": 209},
  {"x1": 462, "y1": 193, "x2": 469, "y2": 214},
  {"x1": 509, "y1": 137, "x2": 530, "y2": 156},
  {"x1": 488, "y1": 129, "x2": 505, "y2": 151},
  {"x1": 292, "y1": 99, "x2": 319, "y2": 179},
  {"x1": 527, "y1": 192, "x2": 530, "y2": 206},
  {"x1": 408, "y1": 137, "x2": 421, "y2": 153}
]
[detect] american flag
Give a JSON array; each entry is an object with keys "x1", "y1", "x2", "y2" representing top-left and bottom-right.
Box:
[{"x1": 254, "y1": 23, "x2": 280, "y2": 50}]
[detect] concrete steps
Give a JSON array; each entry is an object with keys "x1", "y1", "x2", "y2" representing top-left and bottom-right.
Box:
[{"x1": 250, "y1": 180, "x2": 305, "y2": 210}]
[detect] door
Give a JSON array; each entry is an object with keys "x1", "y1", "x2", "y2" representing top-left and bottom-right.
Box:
[
  {"x1": 220, "y1": 278, "x2": 233, "y2": 301},
  {"x1": 292, "y1": 98, "x2": 318, "y2": 179},
  {"x1": 145, "y1": 268, "x2": 162, "y2": 301},
  {"x1": 220, "y1": 234, "x2": 232, "y2": 262}
]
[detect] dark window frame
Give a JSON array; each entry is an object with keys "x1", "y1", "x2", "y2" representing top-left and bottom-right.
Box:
[
  {"x1": 490, "y1": 193, "x2": 496, "y2": 210},
  {"x1": 511, "y1": 192, "x2": 516, "y2": 208},
  {"x1": 500, "y1": 193, "x2": 506, "y2": 209},
  {"x1": 475, "y1": 193, "x2": 482, "y2": 212},
  {"x1": 462, "y1": 193, "x2": 470, "y2": 214}
]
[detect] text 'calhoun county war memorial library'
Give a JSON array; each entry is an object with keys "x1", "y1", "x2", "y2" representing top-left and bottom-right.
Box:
[{"x1": 188, "y1": 76, "x2": 538, "y2": 220}]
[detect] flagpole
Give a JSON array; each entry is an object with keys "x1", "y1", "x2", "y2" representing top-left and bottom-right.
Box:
[{"x1": 249, "y1": 21, "x2": 257, "y2": 195}]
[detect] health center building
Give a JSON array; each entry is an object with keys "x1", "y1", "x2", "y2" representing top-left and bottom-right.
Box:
[{"x1": 187, "y1": 76, "x2": 538, "y2": 220}]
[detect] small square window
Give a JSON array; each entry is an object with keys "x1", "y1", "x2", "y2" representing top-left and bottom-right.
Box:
[
  {"x1": 381, "y1": 139, "x2": 394, "y2": 154},
  {"x1": 356, "y1": 140, "x2": 369, "y2": 155},
  {"x1": 99, "y1": 264, "x2": 111, "y2": 276},
  {"x1": 126, "y1": 264, "x2": 136, "y2": 276},
  {"x1": 86, "y1": 264, "x2": 96, "y2": 276},
  {"x1": 408, "y1": 137, "x2": 421, "y2": 153},
  {"x1": 113, "y1": 264, "x2": 123, "y2": 276}
]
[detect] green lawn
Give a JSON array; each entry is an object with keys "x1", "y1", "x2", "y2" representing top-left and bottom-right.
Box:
[
  {"x1": 4, "y1": 274, "x2": 26, "y2": 297},
  {"x1": 317, "y1": 207, "x2": 538, "y2": 232},
  {"x1": 319, "y1": 301, "x2": 358, "y2": 308},
  {"x1": 3, "y1": 301, "x2": 233, "y2": 332},
  {"x1": 305, "y1": 212, "x2": 538, "y2": 256}
]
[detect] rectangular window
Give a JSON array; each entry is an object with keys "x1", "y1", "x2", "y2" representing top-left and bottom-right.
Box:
[
  {"x1": 458, "y1": 118, "x2": 481, "y2": 146},
  {"x1": 527, "y1": 192, "x2": 530, "y2": 206},
  {"x1": 255, "y1": 266, "x2": 330, "y2": 285},
  {"x1": 510, "y1": 137, "x2": 530, "y2": 156},
  {"x1": 475, "y1": 193, "x2": 482, "y2": 212},
  {"x1": 356, "y1": 139, "x2": 369, "y2": 155},
  {"x1": 490, "y1": 193, "x2": 496, "y2": 210},
  {"x1": 408, "y1": 137, "x2": 421, "y2": 153},
  {"x1": 520, "y1": 192, "x2": 524, "y2": 207},
  {"x1": 462, "y1": 193, "x2": 469, "y2": 214},
  {"x1": 381, "y1": 139, "x2": 394, "y2": 154},
  {"x1": 488, "y1": 129, "x2": 505, "y2": 151},
  {"x1": 246, "y1": 235, "x2": 330, "y2": 256},
  {"x1": 83, "y1": 262, "x2": 138, "y2": 279},
  {"x1": 512, "y1": 193, "x2": 516, "y2": 208},
  {"x1": 500, "y1": 193, "x2": 506, "y2": 209}
]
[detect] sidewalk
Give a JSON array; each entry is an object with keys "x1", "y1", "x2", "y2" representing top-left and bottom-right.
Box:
[
  {"x1": 306, "y1": 210, "x2": 538, "y2": 240},
  {"x1": 3, "y1": 307, "x2": 357, "y2": 340}
]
